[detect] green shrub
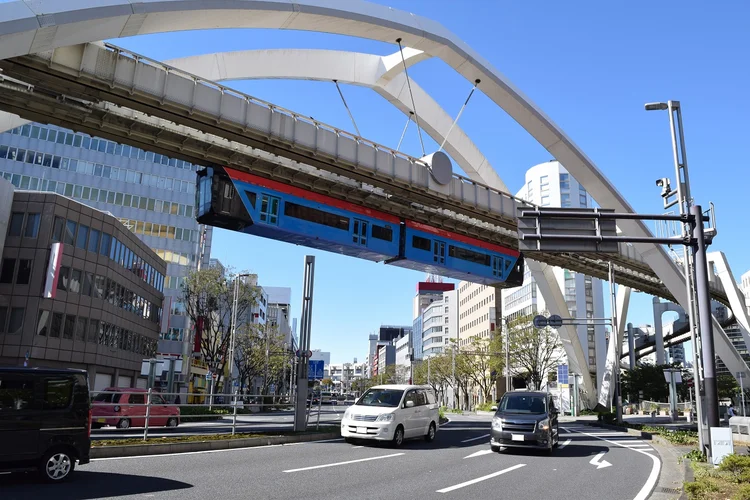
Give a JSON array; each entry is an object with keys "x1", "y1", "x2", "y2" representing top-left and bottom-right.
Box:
[
  {"x1": 438, "y1": 407, "x2": 446, "y2": 420},
  {"x1": 579, "y1": 409, "x2": 597, "y2": 416},
  {"x1": 681, "y1": 448, "x2": 706, "y2": 464},
  {"x1": 475, "y1": 402, "x2": 495, "y2": 412},
  {"x1": 684, "y1": 478, "x2": 718, "y2": 499},
  {"x1": 720, "y1": 454, "x2": 750, "y2": 483},
  {"x1": 734, "y1": 484, "x2": 750, "y2": 500}
]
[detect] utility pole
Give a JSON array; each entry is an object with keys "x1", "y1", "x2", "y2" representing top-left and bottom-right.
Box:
[
  {"x1": 293, "y1": 256, "x2": 316, "y2": 432},
  {"x1": 609, "y1": 262, "x2": 622, "y2": 424},
  {"x1": 505, "y1": 318, "x2": 511, "y2": 394},
  {"x1": 451, "y1": 339, "x2": 456, "y2": 409}
]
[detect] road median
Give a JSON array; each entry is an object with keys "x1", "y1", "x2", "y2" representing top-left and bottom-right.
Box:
[{"x1": 91, "y1": 428, "x2": 341, "y2": 459}]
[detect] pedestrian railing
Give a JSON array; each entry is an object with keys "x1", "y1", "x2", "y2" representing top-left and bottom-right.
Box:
[{"x1": 89, "y1": 389, "x2": 303, "y2": 441}]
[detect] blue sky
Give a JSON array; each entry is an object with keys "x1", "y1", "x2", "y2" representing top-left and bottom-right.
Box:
[{"x1": 99, "y1": 0, "x2": 749, "y2": 364}]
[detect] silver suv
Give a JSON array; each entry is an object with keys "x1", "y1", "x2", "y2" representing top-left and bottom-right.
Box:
[{"x1": 489, "y1": 391, "x2": 559, "y2": 453}]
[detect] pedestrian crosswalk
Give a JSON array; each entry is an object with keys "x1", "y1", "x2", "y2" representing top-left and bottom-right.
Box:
[{"x1": 562, "y1": 426, "x2": 655, "y2": 452}]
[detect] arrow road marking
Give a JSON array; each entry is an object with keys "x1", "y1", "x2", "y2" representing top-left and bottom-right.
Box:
[
  {"x1": 589, "y1": 451, "x2": 612, "y2": 470},
  {"x1": 460, "y1": 433, "x2": 490, "y2": 443},
  {"x1": 464, "y1": 449, "x2": 495, "y2": 459}
]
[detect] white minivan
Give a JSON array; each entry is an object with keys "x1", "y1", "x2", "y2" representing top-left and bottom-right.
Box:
[{"x1": 341, "y1": 385, "x2": 439, "y2": 446}]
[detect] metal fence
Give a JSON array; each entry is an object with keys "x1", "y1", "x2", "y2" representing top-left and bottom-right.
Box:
[{"x1": 89, "y1": 389, "x2": 337, "y2": 441}]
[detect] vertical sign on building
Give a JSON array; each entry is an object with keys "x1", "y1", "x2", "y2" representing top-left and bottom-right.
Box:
[{"x1": 43, "y1": 242, "x2": 63, "y2": 298}]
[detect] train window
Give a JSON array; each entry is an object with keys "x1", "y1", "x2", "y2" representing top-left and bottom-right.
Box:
[
  {"x1": 244, "y1": 190, "x2": 257, "y2": 208},
  {"x1": 372, "y1": 224, "x2": 393, "y2": 242},
  {"x1": 223, "y1": 183, "x2": 234, "y2": 199},
  {"x1": 260, "y1": 195, "x2": 280, "y2": 225},
  {"x1": 448, "y1": 245, "x2": 491, "y2": 266},
  {"x1": 412, "y1": 235, "x2": 431, "y2": 251},
  {"x1": 284, "y1": 201, "x2": 349, "y2": 231}
]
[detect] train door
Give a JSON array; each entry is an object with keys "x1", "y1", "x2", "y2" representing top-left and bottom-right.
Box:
[
  {"x1": 433, "y1": 241, "x2": 445, "y2": 264},
  {"x1": 492, "y1": 256, "x2": 504, "y2": 277},
  {"x1": 353, "y1": 219, "x2": 368, "y2": 246}
]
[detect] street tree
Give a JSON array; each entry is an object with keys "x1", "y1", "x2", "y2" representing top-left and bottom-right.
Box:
[
  {"x1": 181, "y1": 266, "x2": 260, "y2": 391},
  {"x1": 232, "y1": 322, "x2": 287, "y2": 395},
  {"x1": 458, "y1": 335, "x2": 504, "y2": 404},
  {"x1": 621, "y1": 363, "x2": 671, "y2": 403},
  {"x1": 504, "y1": 313, "x2": 563, "y2": 390}
]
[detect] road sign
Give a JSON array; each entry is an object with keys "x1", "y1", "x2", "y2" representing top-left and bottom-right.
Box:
[
  {"x1": 517, "y1": 207, "x2": 618, "y2": 253},
  {"x1": 710, "y1": 427, "x2": 734, "y2": 466},
  {"x1": 548, "y1": 315, "x2": 563, "y2": 328},
  {"x1": 557, "y1": 364, "x2": 569, "y2": 385},
  {"x1": 205, "y1": 372, "x2": 212, "y2": 381},
  {"x1": 533, "y1": 315, "x2": 548, "y2": 329},
  {"x1": 308, "y1": 360, "x2": 325, "y2": 380}
]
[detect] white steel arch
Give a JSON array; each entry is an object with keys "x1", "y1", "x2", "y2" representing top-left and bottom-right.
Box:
[{"x1": 0, "y1": 0, "x2": 746, "y2": 383}]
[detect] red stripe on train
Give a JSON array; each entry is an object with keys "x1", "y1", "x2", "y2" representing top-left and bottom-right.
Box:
[
  {"x1": 405, "y1": 220, "x2": 520, "y2": 258},
  {"x1": 225, "y1": 167, "x2": 401, "y2": 225}
]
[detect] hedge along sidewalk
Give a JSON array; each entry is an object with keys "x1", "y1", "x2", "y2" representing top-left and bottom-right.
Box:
[{"x1": 91, "y1": 429, "x2": 341, "y2": 459}]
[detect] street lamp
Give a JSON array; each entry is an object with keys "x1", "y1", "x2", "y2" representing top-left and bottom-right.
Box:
[{"x1": 645, "y1": 100, "x2": 719, "y2": 451}]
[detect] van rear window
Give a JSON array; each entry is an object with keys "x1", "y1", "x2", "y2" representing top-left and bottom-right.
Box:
[
  {"x1": 43, "y1": 378, "x2": 73, "y2": 410},
  {"x1": 0, "y1": 377, "x2": 34, "y2": 411}
]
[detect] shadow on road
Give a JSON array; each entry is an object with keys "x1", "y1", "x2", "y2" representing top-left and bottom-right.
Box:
[{"x1": 0, "y1": 471, "x2": 193, "y2": 500}]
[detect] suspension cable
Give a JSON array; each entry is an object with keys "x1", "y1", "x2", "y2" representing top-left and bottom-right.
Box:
[
  {"x1": 333, "y1": 79, "x2": 361, "y2": 136},
  {"x1": 439, "y1": 79, "x2": 481, "y2": 152},
  {"x1": 397, "y1": 111, "x2": 414, "y2": 151},
  {"x1": 396, "y1": 38, "x2": 426, "y2": 156}
]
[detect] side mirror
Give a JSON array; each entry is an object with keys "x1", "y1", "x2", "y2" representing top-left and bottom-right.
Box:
[
  {"x1": 405, "y1": 400, "x2": 415, "y2": 408},
  {"x1": 491, "y1": 406, "x2": 498, "y2": 412}
]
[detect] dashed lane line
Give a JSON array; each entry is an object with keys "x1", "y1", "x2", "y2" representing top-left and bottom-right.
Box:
[{"x1": 436, "y1": 464, "x2": 526, "y2": 494}]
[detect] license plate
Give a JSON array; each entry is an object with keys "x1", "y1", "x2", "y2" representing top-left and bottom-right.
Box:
[
  {"x1": 357, "y1": 426, "x2": 367, "y2": 434},
  {"x1": 97, "y1": 418, "x2": 107, "y2": 423},
  {"x1": 511, "y1": 434, "x2": 524, "y2": 442}
]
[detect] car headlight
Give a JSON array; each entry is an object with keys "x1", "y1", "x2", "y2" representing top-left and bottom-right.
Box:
[
  {"x1": 343, "y1": 408, "x2": 352, "y2": 419},
  {"x1": 492, "y1": 417, "x2": 503, "y2": 431},
  {"x1": 375, "y1": 413, "x2": 394, "y2": 422},
  {"x1": 538, "y1": 418, "x2": 550, "y2": 431}
]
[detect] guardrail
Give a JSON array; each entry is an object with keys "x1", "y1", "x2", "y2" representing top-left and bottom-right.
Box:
[{"x1": 89, "y1": 389, "x2": 314, "y2": 441}]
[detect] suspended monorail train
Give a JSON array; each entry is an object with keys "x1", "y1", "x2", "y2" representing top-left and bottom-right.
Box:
[{"x1": 196, "y1": 166, "x2": 524, "y2": 288}]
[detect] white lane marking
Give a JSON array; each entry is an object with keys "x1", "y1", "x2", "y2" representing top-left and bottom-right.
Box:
[
  {"x1": 436, "y1": 464, "x2": 526, "y2": 493},
  {"x1": 568, "y1": 428, "x2": 660, "y2": 500},
  {"x1": 460, "y1": 433, "x2": 490, "y2": 443},
  {"x1": 558, "y1": 439, "x2": 572, "y2": 449},
  {"x1": 464, "y1": 449, "x2": 495, "y2": 459},
  {"x1": 91, "y1": 438, "x2": 345, "y2": 461},
  {"x1": 589, "y1": 451, "x2": 612, "y2": 469},
  {"x1": 283, "y1": 452, "x2": 404, "y2": 473}
]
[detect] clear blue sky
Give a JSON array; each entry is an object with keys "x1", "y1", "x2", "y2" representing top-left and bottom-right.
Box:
[{"x1": 103, "y1": 0, "x2": 749, "y2": 364}]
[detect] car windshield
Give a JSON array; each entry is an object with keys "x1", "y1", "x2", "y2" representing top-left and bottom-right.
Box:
[
  {"x1": 356, "y1": 388, "x2": 404, "y2": 407},
  {"x1": 92, "y1": 391, "x2": 118, "y2": 403},
  {"x1": 498, "y1": 394, "x2": 547, "y2": 414}
]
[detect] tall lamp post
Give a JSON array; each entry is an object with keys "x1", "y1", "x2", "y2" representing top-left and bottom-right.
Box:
[
  {"x1": 229, "y1": 273, "x2": 251, "y2": 393},
  {"x1": 645, "y1": 100, "x2": 717, "y2": 449}
]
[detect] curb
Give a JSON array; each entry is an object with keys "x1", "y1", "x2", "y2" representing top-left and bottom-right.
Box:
[{"x1": 90, "y1": 431, "x2": 340, "y2": 459}]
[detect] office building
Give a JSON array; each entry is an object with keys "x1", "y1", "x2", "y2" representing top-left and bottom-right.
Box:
[
  {"x1": 0, "y1": 123, "x2": 213, "y2": 377},
  {"x1": 501, "y1": 161, "x2": 606, "y2": 387},
  {"x1": 327, "y1": 362, "x2": 365, "y2": 392},
  {"x1": 265, "y1": 287, "x2": 294, "y2": 347},
  {"x1": 422, "y1": 289, "x2": 458, "y2": 357},
  {"x1": 413, "y1": 282, "x2": 455, "y2": 360},
  {"x1": 458, "y1": 282, "x2": 500, "y2": 347},
  {"x1": 0, "y1": 183, "x2": 166, "y2": 390},
  {"x1": 379, "y1": 325, "x2": 412, "y2": 343}
]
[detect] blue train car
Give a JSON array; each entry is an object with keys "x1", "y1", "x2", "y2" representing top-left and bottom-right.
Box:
[
  {"x1": 197, "y1": 167, "x2": 401, "y2": 263},
  {"x1": 196, "y1": 166, "x2": 524, "y2": 288},
  {"x1": 389, "y1": 221, "x2": 523, "y2": 287}
]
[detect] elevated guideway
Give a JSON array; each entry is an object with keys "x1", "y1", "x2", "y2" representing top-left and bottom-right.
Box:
[{"x1": 0, "y1": 41, "x2": 728, "y2": 304}]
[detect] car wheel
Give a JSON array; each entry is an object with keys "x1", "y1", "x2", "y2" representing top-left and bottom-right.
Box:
[
  {"x1": 491, "y1": 445, "x2": 501, "y2": 453},
  {"x1": 425, "y1": 422, "x2": 436, "y2": 442},
  {"x1": 166, "y1": 417, "x2": 178, "y2": 428},
  {"x1": 39, "y1": 449, "x2": 75, "y2": 482},
  {"x1": 392, "y1": 425, "x2": 405, "y2": 447},
  {"x1": 117, "y1": 418, "x2": 131, "y2": 429}
]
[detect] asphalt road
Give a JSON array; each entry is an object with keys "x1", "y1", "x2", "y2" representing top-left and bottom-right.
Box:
[
  {"x1": 2, "y1": 415, "x2": 661, "y2": 500},
  {"x1": 91, "y1": 406, "x2": 345, "y2": 439}
]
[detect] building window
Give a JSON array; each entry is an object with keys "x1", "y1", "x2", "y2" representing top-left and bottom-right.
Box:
[
  {"x1": 37, "y1": 310, "x2": 50, "y2": 336},
  {"x1": 76, "y1": 225, "x2": 88, "y2": 249},
  {"x1": 561, "y1": 193, "x2": 571, "y2": 207},
  {"x1": 87, "y1": 320, "x2": 99, "y2": 343},
  {"x1": 50, "y1": 313, "x2": 63, "y2": 338},
  {"x1": 63, "y1": 315, "x2": 75, "y2": 340},
  {"x1": 0, "y1": 259, "x2": 15, "y2": 283},
  {"x1": 52, "y1": 217, "x2": 64, "y2": 242},
  {"x1": 579, "y1": 194, "x2": 587, "y2": 206},
  {"x1": 100, "y1": 233, "x2": 112, "y2": 257},
  {"x1": 69, "y1": 270, "x2": 82, "y2": 294},
  {"x1": 560, "y1": 173, "x2": 570, "y2": 190},
  {"x1": 57, "y1": 266, "x2": 70, "y2": 291},
  {"x1": 24, "y1": 213, "x2": 40, "y2": 238},
  {"x1": 75, "y1": 318, "x2": 87, "y2": 342},
  {"x1": 8, "y1": 213, "x2": 23, "y2": 237},
  {"x1": 64, "y1": 220, "x2": 76, "y2": 245},
  {"x1": 88, "y1": 229, "x2": 100, "y2": 253},
  {"x1": 16, "y1": 260, "x2": 31, "y2": 285},
  {"x1": 8, "y1": 307, "x2": 24, "y2": 335},
  {"x1": 541, "y1": 195, "x2": 550, "y2": 206},
  {"x1": 0, "y1": 306, "x2": 6, "y2": 333}
]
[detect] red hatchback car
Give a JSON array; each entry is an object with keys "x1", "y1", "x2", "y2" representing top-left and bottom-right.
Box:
[{"x1": 91, "y1": 388, "x2": 180, "y2": 429}]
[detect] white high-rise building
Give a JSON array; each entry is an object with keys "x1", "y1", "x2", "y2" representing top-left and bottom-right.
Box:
[
  {"x1": 501, "y1": 161, "x2": 607, "y2": 388},
  {"x1": 422, "y1": 289, "x2": 458, "y2": 358}
]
